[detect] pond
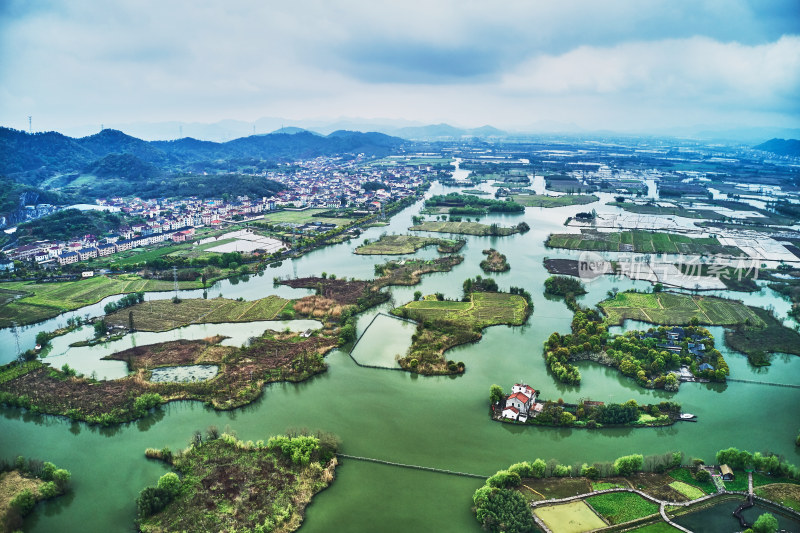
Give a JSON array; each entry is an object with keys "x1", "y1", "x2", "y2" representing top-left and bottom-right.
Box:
[
  {"x1": 149, "y1": 365, "x2": 219, "y2": 383},
  {"x1": 674, "y1": 496, "x2": 800, "y2": 533}
]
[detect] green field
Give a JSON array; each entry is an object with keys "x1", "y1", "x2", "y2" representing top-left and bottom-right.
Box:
[
  {"x1": 586, "y1": 492, "x2": 660, "y2": 524},
  {"x1": 399, "y1": 292, "x2": 529, "y2": 328},
  {"x1": 512, "y1": 194, "x2": 598, "y2": 208},
  {"x1": 409, "y1": 220, "x2": 521, "y2": 236},
  {"x1": 668, "y1": 481, "x2": 705, "y2": 500},
  {"x1": 667, "y1": 468, "x2": 715, "y2": 495},
  {"x1": 546, "y1": 230, "x2": 744, "y2": 256},
  {"x1": 260, "y1": 208, "x2": 355, "y2": 226},
  {"x1": 354, "y1": 234, "x2": 461, "y2": 255},
  {"x1": 0, "y1": 275, "x2": 206, "y2": 328},
  {"x1": 104, "y1": 295, "x2": 290, "y2": 332},
  {"x1": 599, "y1": 291, "x2": 764, "y2": 327},
  {"x1": 534, "y1": 501, "x2": 608, "y2": 533}
]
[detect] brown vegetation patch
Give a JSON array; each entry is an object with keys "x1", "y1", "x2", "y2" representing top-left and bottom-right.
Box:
[
  {"x1": 0, "y1": 471, "x2": 43, "y2": 526},
  {"x1": 104, "y1": 337, "x2": 230, "y2": 370},
  {"x1": 372, "y1": 256, "x2": 464, "y2": 289},
  {"x1": 281, "y1": 277, "x2": 371, "y2": 306},
  {"x1": 480, "y1": 248, "x2": 510, "y2": 272}
]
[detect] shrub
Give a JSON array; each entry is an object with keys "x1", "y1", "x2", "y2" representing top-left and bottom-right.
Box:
[
  {"x1": 136, "y1": 486, "x2": 171, "y2": 518},
  {"x1": 530, "y1": 458, "x2": 546, "y2": 478},
  {"x1": 38, "y1": 481, "x2": 59, "y2": 499},
  {"x1": 487, "y1": 470, "x2": 521, "y2": 488},
  {"x1": 10, "y1": 489, "x2": 36, "y2": 516},
  {"x1": 53, "y1": 469, "x2": 71, "y2": 490},
  {"x1": 614, "y1": 454, "x2": 643, "y2": 476},
  {"x1": 695, "y1": 469, "x2": 711, "y2": 482},
  {"x1": 157, "y1": 473, "x2": 181, "y2": 497}
]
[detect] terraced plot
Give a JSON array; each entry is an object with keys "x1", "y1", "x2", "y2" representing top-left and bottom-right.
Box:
[
  {"x1": 0, "y1": 275, "x2": 202, "y2": 328},
  {"x1": 105, "y1": 295, "x2": 290, "y2": 332},
  {"x1": 599, "y1": 291, "x2": 764, "y2": 327}
]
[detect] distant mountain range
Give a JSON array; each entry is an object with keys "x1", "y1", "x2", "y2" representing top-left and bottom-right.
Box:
[
  {"x1": 0, "y1": 127, "x2": 405, "y2": 183},
  {"x1": 754, "y1": 138, "x2": 800, "y2": 157}
]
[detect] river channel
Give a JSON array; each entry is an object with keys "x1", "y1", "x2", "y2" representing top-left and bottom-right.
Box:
[{"x1": 1, "y1": 167, "x2": 798, "y2": 532}]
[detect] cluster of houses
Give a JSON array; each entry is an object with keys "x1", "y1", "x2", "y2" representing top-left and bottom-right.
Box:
[
  {"x1": 638, "y1": 326, "x2": 716, "y2": 372},
  {"x1": 500, "y1": 383, "x2": 542, "y2": 423},
  {"x1": 3, "y1": 155, "x2": 439, "y2": 269}
]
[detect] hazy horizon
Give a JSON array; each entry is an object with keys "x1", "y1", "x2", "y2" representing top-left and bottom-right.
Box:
[{"x1": 1, "y1": 1, "x2": 798, "y2": 137}]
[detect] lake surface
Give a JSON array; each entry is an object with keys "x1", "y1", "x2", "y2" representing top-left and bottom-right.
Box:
[{"x1": 1, "y1": 171, "x2": 799, "y2": 532}]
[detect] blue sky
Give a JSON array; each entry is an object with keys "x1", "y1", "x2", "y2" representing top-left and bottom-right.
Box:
[{"x1": 1, "y1": 0, "x2": 798, "y2": 134}]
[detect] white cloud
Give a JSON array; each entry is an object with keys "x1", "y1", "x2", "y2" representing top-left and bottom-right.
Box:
[{"x1": 502, "y1": 36, "x2": 800, "y2": 111}]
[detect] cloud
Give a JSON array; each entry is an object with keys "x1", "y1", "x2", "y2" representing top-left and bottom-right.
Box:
[
  {"x1": 0, "y1": 0, "x2": 797, "y2": 132},
  {"x1": 502, "y1": 36, "x2": 800, "y2": 113}
]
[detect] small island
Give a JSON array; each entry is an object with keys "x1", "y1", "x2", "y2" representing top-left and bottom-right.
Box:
[
  {"x1": 391, "y1": 277, "x2": 531, "y2": 374},
  {"x1": 138, "y1": 431, "x2": 338, "y2": 533},
  {"x1": 510, "y1": 193, "x2": 598, "y2": 208},
  {"x1": 490, "y1": 383, "x2": 682, "y2": 428},
  {"x1": 409, "y1": 220, "x2": 530, "y2": 236},
  {"x1": 353, "y1": 234, "x2": 464, "y2": 255},
  {"x1": 421, "y1": 192, "x2": 524, "y2": 215},
  {"x1": 480, "y1": 249, "x2": 510, "y2": 273}
]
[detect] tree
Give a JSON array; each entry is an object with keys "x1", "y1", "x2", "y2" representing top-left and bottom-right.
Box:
[
  {"x1": 613, "y1": 454, "x2": 643, "y2": 476},
  {"x1": 530, "y1": 458, "x2": 546, "y2": 478},
  {"x1": 413, "y1": 290, "x2": 422, "y2": 301},
  {"x1": 157, "y1": 473, "x2": 181, "y2": 497},
  {"x1": 489, "y1": 385, "x2": 504, "y2": 404},
  {"x1": 10, "y1": 489, "x2": 35, "y2": 516},
  {"x1": 53, "y1": 469, "x2": 71, "y2": 490},
  {"x1": 752, "y1": 512, "x2": 779, "y2": 533},
  {"x1": 473, "y1": 487, "x2": 533, "y2": 533},
  {"x1": 93, "y1": 319, "x2": 106, "y2": 338},
  {"x1": 35, "y1": 331, "x2": 50, "y2": 347},
  {"x1": 695, "y1": 469, "x2": 711, "y2": 482}
]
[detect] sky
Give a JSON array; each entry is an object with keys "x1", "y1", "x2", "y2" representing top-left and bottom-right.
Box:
[{"x1": 1, "y1": 0, "x2": 799, "y2": 137}]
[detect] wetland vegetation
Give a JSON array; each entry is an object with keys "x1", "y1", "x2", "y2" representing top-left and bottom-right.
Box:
[
  {"x1": 138, "y1": 431, "x2": 338, "y2": 532},
  {"x1": 353, "y1": 234, "x2": 464, "y2": 255}
]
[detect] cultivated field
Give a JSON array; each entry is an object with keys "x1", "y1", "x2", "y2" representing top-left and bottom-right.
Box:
[
  {"x1": 512, "y1": 194, "x2": 598, "y2": 208},
  {"x1": 0, "y1": 275, "x2": 203, "y2": 328},
  {"x1": 586, "y1": 492, "x2": 660, "y2": 524},
  {"x1": 354, "y1": 234, "x2": 462, "y2": 255},
  {"x1": 534, "y1": 501, "x2": 608, "y2": 533},
  {"x1": 399, "y1": 292, "x2": 529, "y2": 327},
  {"x1": 599, "y1": 291, "x2": 764, "y2": 327},
  {"x1": 546, "y1": 229, "x2": 744, "y2": 256},
  {"x1": 105, "y1": 295, "x2": 290, "y2": 332},
  {"x1": 409, "y1": 221, "x2": 519, "y2": 236}
]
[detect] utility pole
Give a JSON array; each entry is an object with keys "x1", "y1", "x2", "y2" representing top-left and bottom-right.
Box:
[
  {"x1": 173, "y1": 266, "x2": 179, "y2": 299},
  {"x1": 28, "y1": 116, "x2": 32, "y2": 134},
  {"x1": 11, "y1": 322, "x2": 20, "y2": 358}
]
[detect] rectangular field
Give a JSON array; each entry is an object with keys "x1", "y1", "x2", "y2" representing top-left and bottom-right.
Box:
[
  {"x1": 546, "y1": 230, "x2": 744, "y2": 256},
  {"x1": 586, "y1": 492, "x2": 660, "y2": 524},
  {"x1": 260, "y1": 209, "x2": 354, "y2": 226},
  {"x1": 534, "y1": 501, "x2": 608, "y2": 533}
]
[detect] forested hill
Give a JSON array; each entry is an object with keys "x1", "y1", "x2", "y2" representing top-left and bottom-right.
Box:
[
  {"x1": 754, "y1": 138, "x2": 800, "y2": 157},
  {"x1": 0, "y1": 127, "x2": 405, "y2": 181}
]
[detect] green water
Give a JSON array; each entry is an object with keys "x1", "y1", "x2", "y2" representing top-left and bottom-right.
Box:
[
  {"x1": 349, "y1": 313, "x2": 414, "y2": 368},
  {"x1": 1, "y1": 181, "x2": 799, "y2": 532}
]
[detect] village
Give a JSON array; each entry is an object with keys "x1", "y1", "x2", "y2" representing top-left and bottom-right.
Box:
[{"x1": 1, "y1": 155, "x2": 435, "y2": 270}]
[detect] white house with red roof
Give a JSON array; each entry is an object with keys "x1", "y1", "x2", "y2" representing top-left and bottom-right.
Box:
[{"x1": 502, "y1": 383, "x2": 537, "y2": 421}]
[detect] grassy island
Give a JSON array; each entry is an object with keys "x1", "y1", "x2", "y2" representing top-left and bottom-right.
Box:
[
  {"x1": 422, "y1": 192, "x2": 524, "y2": 215},
  {"x1": 546, "y1": 229, "x2": 744, "y2": 256},
  {"x1": 410, "y1": 220, "x2": 529, "y2": 236},
  {"x1": 511, "y1": 193, "x2": 598, "y2": 208},
  {"x1": 599, "y1": 291, "x2": 763, "y2": 327},
  {"x1": 353, "y1": 234, "x2": 464, "y2": 255},
  {"x1": 138, "y1": 431, "x2": 338, "y2": 533},
  {"x1": 0, "y1": 457, "x2": 71, "y2": 533},
  {"x1": 392, "y1": 280, "x2": 531, "y2": 374},
  {"x1": 372, "y1": 256, "x2": 464, "y2": 288},
  {"x1": 480, "y1": 249, "x2": 510, "y2": 273}
]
